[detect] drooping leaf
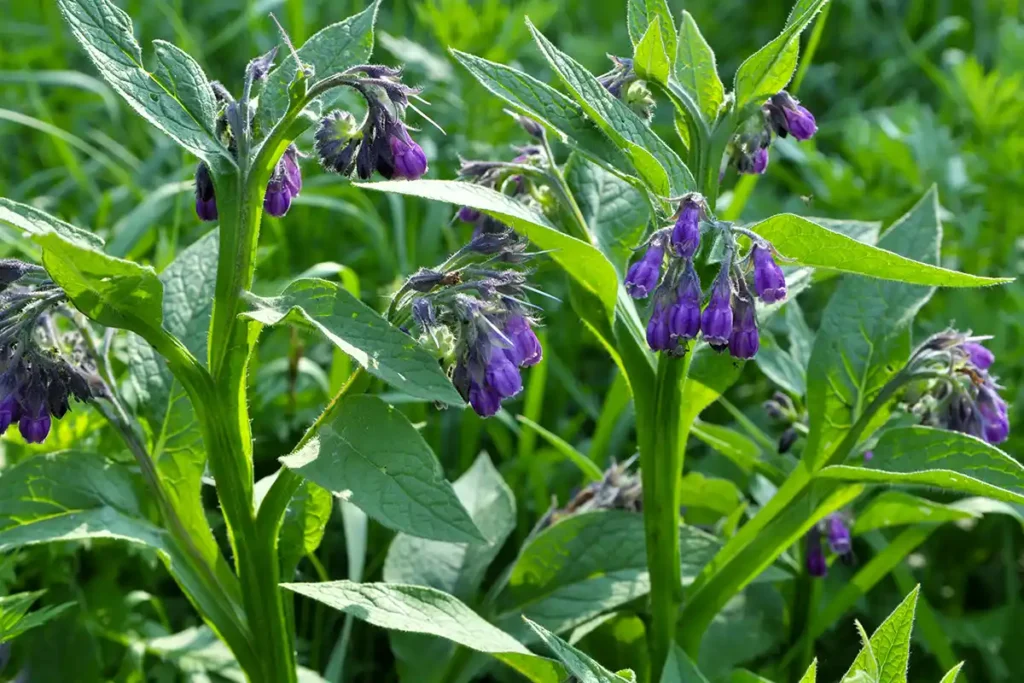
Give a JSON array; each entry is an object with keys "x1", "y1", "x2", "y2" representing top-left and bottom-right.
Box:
[
  {"x1": 675, "y1": 12, "x2": 725, "y2": 122},
  {"x1": 633, "y1": 18, "x2": 671, "y2": 85},
  {"x1": 852, "y1": 491, "x2": 978, "y2": 535},
  {"x1": 357, "y1": 179, "x2": 619, "y2": 321},
  {"x1": 841, "y1": 587, "x2": 919, "y2": 683},
  {"x1": 57, "y1": 0, "x2": 226, "y2": 162},
  {"x1": 0, "y1": 198, "x2": 104, "y2": 248},
  {"x1": 280, "y1": 395, "x2": 482, "y2": 543},
  {"x1": 242, "y1": 277, "x2": 462, "y2": 405},
  {"x1": 525, "y1": 619, "x2": 634, "y2": 683},
  {"x1": 817, "y1": 427, "x2": 1024, "y2": 505},
  {"x1": 283, "y1": 581, "x2": 566, "y2": 683}
]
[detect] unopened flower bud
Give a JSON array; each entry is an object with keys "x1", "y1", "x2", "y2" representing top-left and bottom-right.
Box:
[
  {"x1": 701, "y1": 271, "x2": 734, "y2": 346},
  {"x1": 194, "y1": 162, "x2": 218, "y2": 222},
  {"x1": 751, "y1": 244, "x2": 787, "y2": 303},
  {"x1": 778, "y1": 427, "x2": 798, "y2": 453},
  {"x1": 457, "y1": 206, "x2": 480, "y2": 223},
  {"x1": 517, "y1": 116, "x2": 545, "y2": 139},
  {"x1": 388, "y1": 123, "x2": 428, "y2": 180},
  {"x1": 669, "y1": 261, "x2": 702, "y2": 340},
  {"x1": 728, "y1": 297, "x2": 760, "y2": 360},
  {"x1": 407, "y1": 268, "x2": 446, "y2": 292},
  {"x1": 646, "y1": 301, "x2": 672, "y2": 352},
  {"x1": 671, "y1": 198, "x2": 701, "y2": 259},
  {"x1": 625, "y1": 243, "x2": 664, "y2": 299},
  {"x1": 806, "y1": 530, "x2": 827, "y2": 578},
  {"x1": 765, "y1": 91, "x2": 817, "y2": 141},
  {"x1": 825, "y1": 514, "x2": 852, "y2": 555}
]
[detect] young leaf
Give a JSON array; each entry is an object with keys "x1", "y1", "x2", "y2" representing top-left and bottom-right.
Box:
[
  {"x1": 852, "y1": 491, "x2": 979, "y2": 535},
  {"x1": 733, "y1": 0, "x2": 830, "y2": 110},
  {"x1": 280, "y1": 395, "x2": 483, "y2": 543},
  {"x1": 525, "y1": 618, "x2": 634, "y2": 682},
  {"x1": 841, "y1": 587, "x2": 919, "y2": 683},
  {"x1": 356, "y1": 179, "x2": 620, "y2": 321},
  {"x1": 57, "y1": 0, "x2": 226, "y2": 162},
  {"x1": 675, "y1": 12, "x2": 725, "y2": 122},
  {"x1": 255, "y1": 1, "x2": 380, "y2": 135},
  {"x1": 34, "y1": 231, "x2": 163, "y2": 334},
  {"x1": 527, "y1": 20, "x2": 695, "y2": 196},
  {"x1": 0, "y1": 198, "x2": 104, "y2": 248},
  {"x1": 690, "y1": 420, "x2": 769, "y2": 476},
  {"x1": 661, "y1": 643, "x2": 711, "y2": 683},
  {"x1": 242, "y1": 277, "x2": 463, "y2": 405},
  {"x1": 939, "y1": 663, "x2": 965, "y2": 683},
  {"x1": 799, "y1": 660, "x2": 818, "y2": 683},
  {"x1": 747, "y1": 213, "x2": 1009, "y2": 287},
  {"x1": 633, "y1": 18, "x2": 671, "y2": 86},
  {"x1": 282, "y1": 581, "x2": 566, "y2": 683},
  {"x1": 817, "y1": 426, "x2": 1024, "y2": 505},
  {"x1": 384, "y1": 453, "x2": 516, "y2": 600},
  {"x1": 755, "y1": 333, "x2": 806, "y2": 396},
  {"x1": 627, "y1": 0, "x2": 678, "y2": 61}
]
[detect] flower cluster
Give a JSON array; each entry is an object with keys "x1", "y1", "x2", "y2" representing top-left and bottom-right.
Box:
[
  {"x1": 314, "y1": 65, "x2": 427, "y2": 181},
  {"x1": 0, "y1": 260, "x2": 100, "y2": 444},
  {"x1": 806, "y1": 513, "x2": 853, "y2": 578},
  {"x1": 902, "y1": 330, "x2": 1010, "y2": 445},
  {"x1": 598, "y1": 56, "x2": 655, "y2": 120},
  {"x1": 542, "y1": 458, "x2": 642, "y2": 529},
  {"x1": 392, "y1": 231, "x2": 542, "y2": 417},
  {"x1": 625, "y1": 196, "x2": 788, "y2": 358},
  {"x1": 730, "y1": 90, "x2": 817, "y2": 175}
]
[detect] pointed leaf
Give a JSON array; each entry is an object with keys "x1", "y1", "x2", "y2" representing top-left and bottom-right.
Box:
[
  {"x1": 939, "y1": 663, "x2": 964, "y2": 683},
  {"x1": 852, "y1": 491, "x2": 978, "y2": 535},
  {"x1": 634, "y1": 18, "x2": 671, "y2": 85},
  {"x1": 799, "y1": 660, "x2": 818, "y2": 683},
  {"x1": 0, "y1": 591, "x2": 75, "y2": 642},
  {"x1": 0, "y1": 198, "x2": 104, "y2": 248},
  {"x1": 842, "y1": 587, "x2": 919, "y2": 683},
  {"x1": 525, "y1": 618, "x2": 633, "y2": 683},
  {"x1": 627, "y1": 0, "x2": 677, "y2": 61},
  {"x1": 675, "y1": 12, "x2": 725, "y2": 121}
]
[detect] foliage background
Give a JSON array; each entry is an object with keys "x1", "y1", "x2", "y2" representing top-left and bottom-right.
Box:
[{"x1": 0, "y1": 0, "x2": 1022, "y2": 680}]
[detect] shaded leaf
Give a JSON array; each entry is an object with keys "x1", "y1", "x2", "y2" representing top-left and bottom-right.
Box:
[
  {"x1": 0, "y1": 198, "x2": 104, "y2": 248},
  {"x1": 525, "y1": 618, "x2": 633, "y2": 683},
  {"x1": 852, "y1": 491, "x2": 978, "y2": 535}
]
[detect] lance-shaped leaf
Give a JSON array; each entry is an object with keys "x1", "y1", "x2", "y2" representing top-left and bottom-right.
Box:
[
  {"x1": 852, "y1": 491, "x2": 978, "y2": 535},
  {"x1": 255, "y1": 0, "x2": 380, "y2": 135},
  {"x1": 57, "y1": 0, "x2": 226, "y2": 162},
  {"x1": 627, "y1": 0, "x2": 677, "y2": 61},
  {"x1": 841, "y1": 587, "x2": 919, "y2": 683},
  {"x1": 675, "y1": 12, "x2": 725, "y2": 122},
  {"x1": 356, "y1": 180, "x2": 619, "y2": 321},
  {"x1": 282, "y1": 581, "x2": 566, "y2": 683},
  {"x1": 817, "y1": 427, "x2": 1024, "y2": 505},
  {"x1": 280, "y1": 395, "x2": 482, "y2": 543},
  {"x1": 799, "y1": 660, "x2": 817, "y2": 683},
  {"x1": 0, "y1": 591, "x2": 75, "y2": 642},
  {"x1": 526, "y1": 619, "x2": 634, "y2": 683},
  {"x1": 633, "y1": 18, "x2": 671, "y2": 86},
  {"x1": 0, "y1": 198, "x2": 104, "y2": 248},
  {"x1": 527, "y1": 19, "x2": 695, "y2": 196},
  {"x1": 243, "y1": 277, "x2": 462, "y2": 405}
]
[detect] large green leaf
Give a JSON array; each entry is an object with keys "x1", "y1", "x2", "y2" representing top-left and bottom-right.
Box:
[
  {"x1": 255, "y1": 1, "x2": 379, "y2": 136},
  {"x1": 852, "y1": 491, "x2": 978, "y2": 534},
  {"x1": 525, "y1": 618, "x2": 634, "y2": 683},
  {"x1": 0, "y1": 198, "x2": 104, "y2": 248},
  {"x1": 243, "y1": 277, "x2": 462, "y2": 405},
  {"x1": 748, "y1": 213, "x2": 1008, "y2": 287},
  {"x1": 633, "y1": 18, "x2": 671, "y2": 86},
  {"x1": 842, "y1": 587, "x2": 919, "y2": 683},
  {"x1": 282, "y1": 581, "x2": 566, "y2": 683},
  {"x1": 803, "y1": 188, "x2": 942, "y2": 468},
  {"x1": 357, "y1": 179, "x2": 619, "y2": 321},
  {"x1": 35, "y1": 231, "x2": 163, "y2": 334},
  {"x1": 280, "y1": 395, "x2": 482, "y2": 543},
  {"x1": 675, "y1": 12, "x2": 725, "y2": 122},
  {"x1": 527, "y1": 20, "x2": 694, "y2": 196},
  {"x1": 450, "y1": 50, "x2": 632, "y2": 177},
  {"x1": 384, "y1": 453, "x2": 515, "y2": 600},
  {"x1": 57, "y1": 0, "x2": 226, "y2": 162},
  {"x1": 817, "y1": 427, "x2": 1024, "y2": 505}
]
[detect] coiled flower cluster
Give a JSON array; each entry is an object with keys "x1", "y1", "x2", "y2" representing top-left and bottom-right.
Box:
[
  {"x1": 625, "y1": 196, "x2": 788, "y2": 359},
  {"x1": 390, "y1": 231, "x2": 543, "y2": 417},
  {"x1": 731, "y1": 90, "x2": 818, "y2": 175},
  {"x1": 597, "y1": 56, "x2": 656, "y2": 120}
]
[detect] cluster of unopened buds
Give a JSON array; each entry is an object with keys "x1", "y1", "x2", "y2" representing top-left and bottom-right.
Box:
[
  {"x1": 0, "y1": 260, "x2": 100, "y2": 444},
  {"x1": 730, "y1": 90, "x2": 817, "y2": 175},
  {"x1": 806, "y1": 512, "x2": 853, "y2": 578},
  {"x1": 625, "y1": 195, "x2": 787, "y2": 358},
  {"x1": 541, "y1": 457, "x2": 642, "y2": 529},
  {"x1": 391, "y1": 230, "x2": 543, "y2": 417},
  {"x1": 902, "y1": 330, "x2": 1010, "y2": 445},
  {"x1": 598, "y1": 56, "x2": 656, "y2": 120}
]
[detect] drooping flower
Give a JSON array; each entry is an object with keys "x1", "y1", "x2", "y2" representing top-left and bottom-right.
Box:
[
  {"x1": 625, "y1": 243, "x2": 665, "y2": 299},
  {"x1": 977, "y1": 385, "x2": 1009, "y2": 444},
  {"x1": 765, "y1": 91, "x2": 818, "y2": 141},
  {"x1": 646, "y1": 300, "x2": 673, "y2": 352},
  {"x1": 457, "y1": 206, "x2": 480, "y2": 223},
  {"x1": 806, "y1": 530, "x2": 828, "y2": 578},
  {"x1": 194, "y1": 162, "x2": 218, "y2": 222},
  {"x1": 388, "y1": 122, "x2": 428, "y2": 180},
  {"x1": 825, "y1": 514, "x2": 852, "y2": 556},
  {"x1": 671, "y1": 198, "x2": 702, "y2": 259},
  {"x1": 751, "y1": 244, "x2": 787, "y2": 303},
  {"x1": 263, "y1": 177, "x2": 292, "y2": 217},
  {"x1": 963, "y1": 341, "x2": 994, "y2": 371},
  {"x1": 503, "y1": 314, "x2": 542, "y2": 367},
  {"x1": 669, "y1": 261, "x2": 702, "y2": 341},
  {"x1": 485, "y1": 348, "x2": 523, "y2": 398},
  {"x1": 728, "y1": 296, "x2": 760, "y2": 359},
  {"x1": 701, "y1": 269, "x2": 734, "y2": 347}
]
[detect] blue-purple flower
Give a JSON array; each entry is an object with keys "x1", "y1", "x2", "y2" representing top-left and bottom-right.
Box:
[
  {"x1": 646, "y1": 301, "x2": 672, "y2": 352},
  {"x1": 963, "y1": 341, "x2": 994, "y2": 370},
  {"x1": 824, "y1": 514, "x2": 852, "y2": 556},
  {"x1": 765, "y1": 91, "x2": 818, "y2": 141},
  {"x1": 751, "y1": 244, "x2": 787, "y2": 303},
  {"x1": 389, "y1": 123, "x2": 429, "y2": 180},
  {"x1": 671, "y1": 198, "x2": 702, "y2": 259},
  {"x1": 625, "y1": 243, "x2": 665, "y2": 299},
  {"x1": 194, "y1": 162, "x2": 218, "y2": 222},
  {"x1": 264, "y1": 145, "x2": 302, "y2": 217},
  {"x1": 503, "y1": 314, "x2": 542, "y2": 367},
  {"x1": 669, "y1": 261, "x2": 702, "y2": 341},
  {"x1": 727, "y1": 296, "x2": 759, "y2": 359},
  {"x1": 806, "y1": 530, "x2": 828, "y2": 578},
  {"x1": 701, "y1": 269, "x2": 734, "y2": 347}
]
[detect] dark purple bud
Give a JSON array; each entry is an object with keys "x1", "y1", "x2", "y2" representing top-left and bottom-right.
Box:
[
  {"x1": 0, "y1": 259, "x2": 41, "y2": 292},
  {"x1": 356, "y1": 134, "x2": 378, "y2": 180},
  {"x1": 977, "y1": 385, "x2": 1009, "y2": 444},
  {"x1": 945, "y1": 392, "x2": 985, "y2": 439},
  {"x1": 411, "y1": 298, "x2": 436, "y2": 328},
  {"x1": 315, "y1": 111, "x2": 361, "y2": 175},
  {"x1": 504, "y1": 315, "x2": 542, "y2": 368},
  {"x1": 194, "y1": 162, "x2": 218, "y2": 222},
  {"x1": 485, "y1": 351, "x2": 523, "y2": 399},
  {"x1": 389, "y1": 124, "x2": 428, "y2": 180},
  {"x1": 963, "y1": 342, "x2": 994, "y2": 371},
  {"x1": 752, "y1": 244, "x2": 787, "y2": 303},
  {"x1": 806, "y1": 530, "x2": 827, "y2": 578},
  {"x1": 457, "y1": 206, "x2": 480, "y2": 222},
  {"x1": 517, "y1": 116, "x2": 545, "y2": 139},
  {"x1": 728, "y1": 297, "x2": 759, "y2": 359},
  {"x1": 625, "y1": 243, "x2": 664, "y2": 299},
  {"x1": 47, "y1": 379, "x2": 70, "y2": 420},
  {"x1": 282, "y1": 145, "x2": 302, "y2": 197},
  {"x1": 19, "y1": 405, "x2": 50, "y2": 444},
  {"x1": 671, "y1": 199, "x2": 701, "y2": 259},
  {"x1": 407, "y1": 268, "x2": 446, "y2": 292},
  {"x1": 246, "y1": 46, "x2": 279, "y2": 82},
  {"x1": 825, "y1": 514, "x2": 852, "y2": 555},
  {"x1": 263, "y1": 178, "x2": 292, "y2": 217},
  {"x1": 669, "y1": 262, "x2": 702, "y2": 340},
  {"x1": 767, "y1": 92, "x2": 817, "y2": 141},
  {"x1": 778, "y1": 427, "x2": 798, "y2": 454},
  {"x1": 701, "y1": 272, "x2": 734, "y2": 346},
  {"x1": 646, "y1": 302, "x2": 673, "y2": 352},
  {"x1": 468, "y1": 380, "x2": 502, "y2": 417},
  {"x1": 751, "y1": 147, "x2": 769, "y2": 174},
  {"x1": 0, "y1": 394, "x2": 20, "y2": 434}
]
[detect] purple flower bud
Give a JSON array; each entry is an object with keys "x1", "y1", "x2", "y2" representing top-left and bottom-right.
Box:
[
  {"x1": 389, "y1": 124, "x2": 428, "y2": 180},
  {"x1": 728, "y1": 297, "x2": 760, "y2": 359},
  {"x1": 485, "y1": 351, "x2": 523, "y2": 399},
  {"x1": 751, "y1": 147, "x2": 769, "y2": 174},
  {"x1": 671, "y1": 199, "x2": 701, "y2": 259},
  {"x1": 701, "y1": 272, "x2": 734, "y2": 346},
  {"x1": 518, "y1": 116, "x2": 545, "y2": 139},
  {"x1": 625, "y1": 243, "x2": 664, "y2": 299},
  {"x1": 457, "y1": 206, "x2": 480, "y2": 222},
  {"x1": 766, "y1": 92, "x2": 817, "y2": 141},
  {"x1": 806, "y1": 530, "x2": 827, "y2": 578},
  {"x1": 411, "y1": 298, "x2": 436, "y2": 328},
  {"x1": 669, "y1": 262, "x2": 702, "y2": 340},
  {"x1": 963, "y1": 342, "x2": 994, "y2": 371},
  {"x1": 194, "y1": 162, "x2": 218, "y2": 222},
  {"x1": 825, "y1": 514, "x2": 852, "y2": 555},
  {"x1": 751, "y1": 244, "x2": 787, "y2": 303},
  {"x1": 263, "y1": 178, "x2": 292, "y2": 217},
  {"x1": 468, "y1": 380, "x2": 502, "y2": 417},
  {"x1": 282, "y1": 145, "x2": 303, "y2": 197},
  {"x1": 19, "y1": 404, "x2": 50, "y2": 444},
  {"x1": 0, "y1": 394, "x2": 20, "y2": 434},
  {"x1": 977, "y1": 385, "x2": 1009, "y2": 444},
  {"x1": 778, "y1": 427, "x2": 798, "y2": 453},
  {"x1": 646, "y1": 302, "x2": 673, "y2": 352},
  {"x1": 504, "y1": 315, "x2": 542, "y2": 368}
]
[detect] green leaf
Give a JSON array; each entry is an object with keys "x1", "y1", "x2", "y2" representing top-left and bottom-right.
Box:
[
  {"x1": 527, "y1": 20, "x2": 695, "y2": 196},
  {"x1": 817, "y1": 426, "x2": 1024, "y2": 505},
  {"x1": 748, "y1": 213, "x2": 1009, "y2": 287},
  {"x1": 733, "y1": 0, "x2": 831, "y2": 110},
  {"x1": 357, "y1": 179, "x2": 619, "y2": 321},
  {"x1": 681, "y1": 349, "x2": 744, "y2": 428},
  {"x1": 564, "y1": 154, "x2": 649, "y2": 276},
  {"x1": 680, "y1": 472, "x2": 742, "y2": 517},
  {"x1": 634, "y1": 18, "x2": 671, "y2": 86},
  {"x1": 450, "y1": 50, "x2": 632, "y2": 177},
  {"x1": 842, "y1": 587, "x2": 919, "y2": 683},
  {"x1": 281, "y1": 395, "x2": 482, "y2": 543},
  {"x1": 57, "y1": 0, "x2": 226, "y2": 162},
  {"x1": 755, "y1": 333, "x2": 806, "y2": 396},
  {"x1": 799, "y1": 659, "x2": 817, "y2": 683},
  {"x1": 0, "y1": 198, "x2": 104, "y2": 248},
  {"x1": 627, "y1": 0, "x2": 677, "y2": 62},
  {"x1": 35, "y1": 231, "x2": 163, "y2": 334},
  {"x1": 661, "y1": 643, "x2": 711, "y2": 683},
  {"x1": 690, "y1": 420, "x2": 765, "y2": 475},
  {"x1": 517, "y1": 416, "x2": 604, "y2": 482},
  {"x1": 384, "y1": 453, "x2": 516, "y2": 600},
  {"x1": 258, "y1": 473, "x2": 333, "y2": 580},
  {"x1": 282, "y1": 581, "x2": 566, "y2": 683},
  {"x1": 803, "y1": 188, "x2": 943, "y2": 468},
  {"x1": 255, "y1": 1, "x2": 380, "y2": 136},
  {"x1": 525, "y1": 618, "x2": 634, "y2": 682},
  {"x1": 675, "y1": 12, "x2": 725, "y2": 122},
  {"x1": 939, "y1": 663, "x2": 964, "y2": 683},
  {"x1": 0, "y1": 591, "x2": 75, "y2": 642},
  {"x1": 242, "y1": 277, "x2": 462, "y2": 405},
  {"x1": 852, "y1": 491, "x2": 978, "y2": 535}
]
